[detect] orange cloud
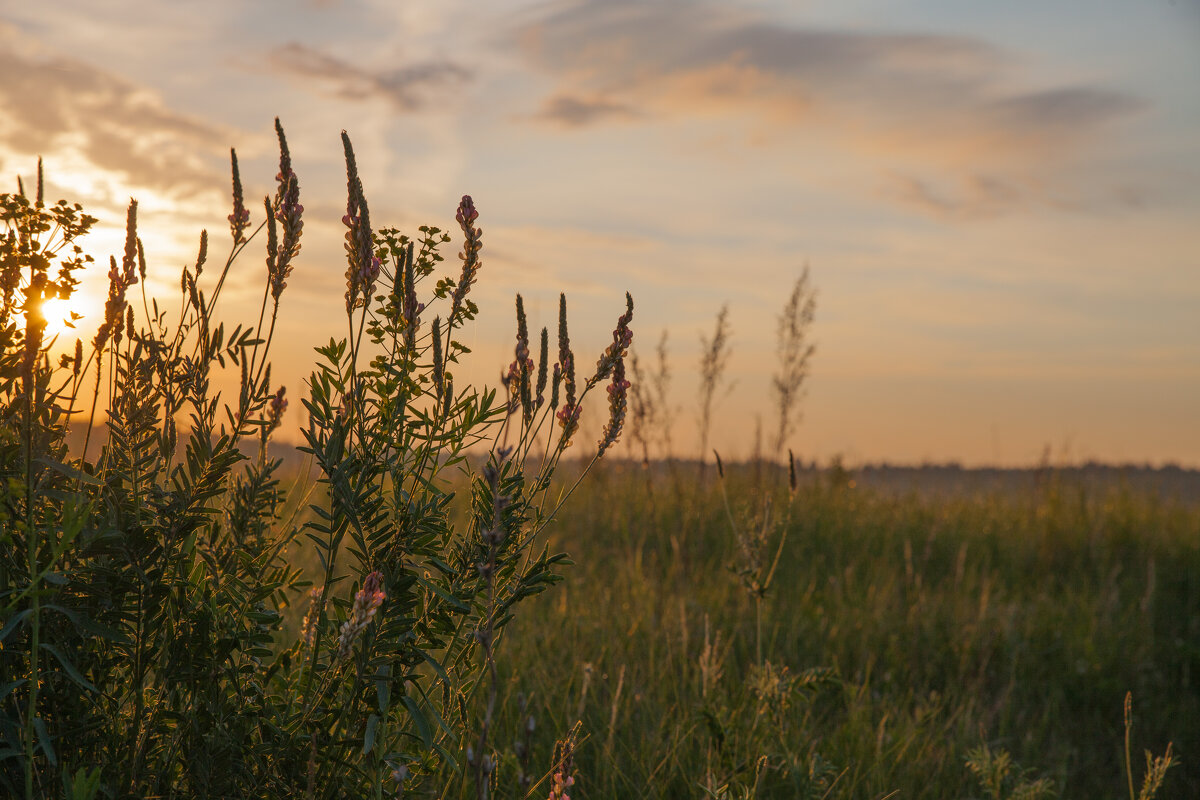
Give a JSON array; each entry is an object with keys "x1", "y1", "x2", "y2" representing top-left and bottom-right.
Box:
[
  {"x1": 265, "y1": 43, "x2": 471, "y2": 111},
  {"x1": 511, "y1": 0, "x2": 1146, "y2": 218},
  {"x1": 0, "y1": 32, "x2": 228, "y2": 198}
]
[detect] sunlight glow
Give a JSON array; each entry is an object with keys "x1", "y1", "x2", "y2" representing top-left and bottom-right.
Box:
[{"x1": 40, "y1": 296, "x2": 83, "y2": 340}]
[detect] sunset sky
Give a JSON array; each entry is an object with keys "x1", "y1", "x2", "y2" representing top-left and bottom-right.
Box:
[{"x1": 2, "y1": 0, "x2": 1197, "y2": 465}]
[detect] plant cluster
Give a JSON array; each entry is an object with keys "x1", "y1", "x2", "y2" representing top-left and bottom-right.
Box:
[{"x1": 0, "y1": 121, "x2": 634, "y2": 798}]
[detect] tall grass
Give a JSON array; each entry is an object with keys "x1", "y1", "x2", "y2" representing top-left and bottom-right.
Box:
[{"x1": 496, "y1": 462, "x2": 1191, "y2": 798}]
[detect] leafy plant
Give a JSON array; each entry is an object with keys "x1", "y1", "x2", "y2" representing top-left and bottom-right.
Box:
[{"x1": 0, "y1": 122, "x2": 634, "y2": 798}]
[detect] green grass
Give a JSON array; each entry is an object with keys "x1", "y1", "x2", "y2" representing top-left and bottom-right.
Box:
[{"x1": 487, "y1": 462, "x2": 1197, "y2": 798}]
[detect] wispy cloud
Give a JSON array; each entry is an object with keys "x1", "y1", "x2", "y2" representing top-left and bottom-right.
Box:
[
  {"x1": 531, "y1": 93, "x2": 641, "y2": 127},
  {"x1": 511, "y1": 0, "x2": 1146, "y2": 218},
  {"x1": 514, "y1": 0, "x2": 1142, "y2": 149},
  {"x1": 0, "y1": 35, "x2": 227, "y2": 197},
  {"x1": 883, "y1": 172, "x2": 1024, "y2": 221},
  {"x1": 266, "y1": 42, "x2": 471, "y2": 111}
]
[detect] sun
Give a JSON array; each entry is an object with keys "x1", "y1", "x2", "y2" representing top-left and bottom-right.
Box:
[{"x1": 40, "y1": 296, "x2": 84, "y2": 340}]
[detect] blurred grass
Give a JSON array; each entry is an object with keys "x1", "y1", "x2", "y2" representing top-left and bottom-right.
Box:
[
  {"x1": 275, "y1": 458, "x2": 1196, "y2": 796},
  {"x1": 485, "y1": 460, "x2": 1199, "y2": 798}
]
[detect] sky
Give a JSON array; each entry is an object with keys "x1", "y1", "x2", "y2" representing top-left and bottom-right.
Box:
[{"x1": 2, "y1": 0, "x2": 1198, "y2": 466}]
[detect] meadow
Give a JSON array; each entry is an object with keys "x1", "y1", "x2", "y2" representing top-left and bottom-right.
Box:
[
  {"x1": 1, "y1": 123, "x2": 1194, "y2": 799},
  {"x1": 490, "y1": 460, "x2": 1198, "y2": 798}
]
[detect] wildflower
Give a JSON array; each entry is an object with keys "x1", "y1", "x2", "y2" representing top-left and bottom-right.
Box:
[
  {"x1": 341, "y1": 132, "x2": 379, "y2": 311},
  {"x1": 536, "y1": 327, "x2": 549, "y2": 408},
  {"x1": 549, "y1": 771, "x2": 574, "y2": 800},
  {"x1": 336, "y1": 570, "x2": 386, "y2": 659},
  {"x1": 548, "y1": 727, "x2": 577, "y2": 800},
  {"x1": 194, "y1": 229, "x2": 207, "y2": 278},
  {"x1": 597, "y1": 356, "x2": 630, "y2": 456},
  {"x1": 93, "y1": 202, "x2": 140, "y2": 353},
  {"x1": 391, "y1": 764, "x2": 409, "y2": 797},
  {"x1": 228, "y1": 148, "x2": 250, "y2": 244},
  {"x1": 431, "y1": 316, "x2": 445, "y2": 399},
  {"x1": 556, "y1": 294, "x2": 580, "y2": 444},
  {"x1": 272, "y1": 120, "x2": 303, "y2": 300},
  {"x1": 550, "y1": 362, "x2": 561, "y2": 412},
  {"x1": 402, "y1": 240, "x2": 420, "y2": 350},
  {"x1": 267, "y1": 386, "x2": 288, "y2": 434},
  {"x1": 591, "y1": 291, "x2": 634, "y2": 385},
  {"x1": 300, "y1": 587, "x2": 322, "y2": 649},
  {"x1": 449, "y1": 195, "x2": 482, "y2": 324},
  {"x1": 513, "y1": 295, "x2": 534, "y2": 422},
  {"x1": 556, "y1": 395, "x2": 581, "y2": 446}
]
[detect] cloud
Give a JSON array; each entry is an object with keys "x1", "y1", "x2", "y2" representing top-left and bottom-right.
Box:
[
  {"x1": 511, "y1": 0, "x2": 1146, "y2": 217},
  {"x1": 883, "y1": 172, "x2": 1024, "y2": 221},
  {"x1": 267, "y1": 42, "x2": 471, "y2": 111},
  {"x1": 532, "y1": 93, "x2": 641, "y2": 127},
  {"x1": 984, "y1": 87, "x2": 1144, "y2": 139},
  {"x1": 515, "y1": 1, "x2": 1142, "y2": 146},
  {"x1": 0, "y1": 37, "x2": 228, "y2": 197}
]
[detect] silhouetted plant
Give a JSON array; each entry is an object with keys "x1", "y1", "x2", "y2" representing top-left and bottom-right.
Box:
[{"x1": 0, "y1": 122, "x2": 633, "y2": 799}]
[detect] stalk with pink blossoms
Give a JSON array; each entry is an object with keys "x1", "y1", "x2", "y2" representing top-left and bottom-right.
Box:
[{"x1": 336, "y1": 570, "x2": 385, "y2": 659}]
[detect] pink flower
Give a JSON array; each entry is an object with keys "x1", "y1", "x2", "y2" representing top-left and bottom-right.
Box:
[{"x1": 336, "y1": 571, "x2": 386, "y2": 659}]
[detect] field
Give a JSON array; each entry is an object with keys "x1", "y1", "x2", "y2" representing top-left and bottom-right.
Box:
[
  {"x1": 487, "y1": 461, "x2": 1199, "y2": 798},
  {"x1": 3, "y1": 135, "x2": 1195, "y2": 799}
]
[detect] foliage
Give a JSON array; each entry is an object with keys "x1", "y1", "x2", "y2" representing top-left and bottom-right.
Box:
[{"x1": 0, "y1": 123, "x2": 633, "y2": 798}]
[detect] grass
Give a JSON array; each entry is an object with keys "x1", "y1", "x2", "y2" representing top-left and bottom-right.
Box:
[{"x1": 485, "y1": 461, "x2": 1196, "y2": 798}]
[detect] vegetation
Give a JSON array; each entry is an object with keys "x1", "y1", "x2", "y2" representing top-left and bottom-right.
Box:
[
  {"x1": 498, "y1": 461, "x2": 1193, "y2": 798},
  {"x1": 0, "y1": 119, "x2": 1193, "y2": 799},
  {"x1": 0, "y1": 122, "x2": 634, "y2": 798}
]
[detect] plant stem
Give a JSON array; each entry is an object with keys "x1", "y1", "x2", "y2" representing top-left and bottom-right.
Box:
[{"x1": 24, "y1": 369, "x2": 38, "y2": 800}]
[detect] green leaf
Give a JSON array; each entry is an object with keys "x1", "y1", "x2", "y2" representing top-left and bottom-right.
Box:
[
  {"x1": 414, "y1": 574, "x2": 468, "y2": 612},
  {"x1": 0, "y1": 609, "x2": 32, "y2": 643},
  {"x1": 43, "y1": 605, "x2": 127, "y2": 643},
  {"x1": 375, "y1": 663, "x2": 392, "y2": 713},
  {"x1": 417, "y1": 649, "x2": 450, "y2": 685},
  {"x1": 35, "y1": 457, "x2": 102, "y2": 486},
  {"x1": 363, "y1": 713, "x2": 379, "y2": 756},
  {"x1": 0, "y1": 679, "x2": 27, "y2": 703},
  {"x1": 33, "y1": 717, "x2": 57, "y2": 766},
  {"x1": 66, "y1": 766, "x2": 102, "y2": 800},
  {"x1": 39, "y1": 644, "x2": 98, "y2": 694},
  {"x1": 401, "y1": 695, "x2": 432, "y2": 748}
]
